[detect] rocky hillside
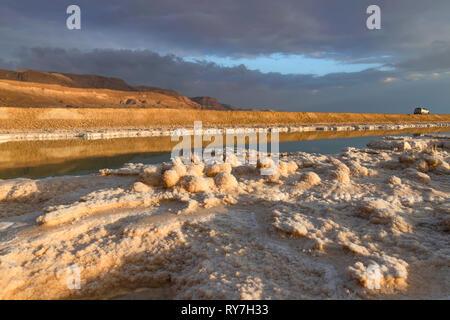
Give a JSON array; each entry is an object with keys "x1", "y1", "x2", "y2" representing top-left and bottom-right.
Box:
[
  {"x1": 189, "y1": 96, "x2": 241, "y2": 111},
  {"x1": 0, "y1": 69, "x2": 134, "y2": 91},
  {"x1": 0, "y1": 69, "x2": 239, "y2": 110}
]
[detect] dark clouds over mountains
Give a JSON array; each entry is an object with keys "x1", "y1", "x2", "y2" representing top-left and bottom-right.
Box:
[{"x1": 1, "y1": 0, "x2": 449, "y2": 113}]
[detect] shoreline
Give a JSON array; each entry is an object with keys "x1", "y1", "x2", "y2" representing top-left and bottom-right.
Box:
[
  {"x1": 0, "y1": 134, "x2": 449, "y2": 299},
  {"x1": 0, "y1": 121, "x2": 449, "y2": 143}
]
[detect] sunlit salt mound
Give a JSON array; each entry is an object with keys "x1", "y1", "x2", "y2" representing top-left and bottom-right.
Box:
[
  {"x1": 205, "y1": 163, "x2": 232, "y2": 177},
  {"x1": 162, "y1": 168, "x2": 183, "y2": 188},
  {"x1": 0, "y1": 135, "x2": 449, "y2": 299},
  {"x1": 300, "y1": 171, "x2": 321, "y2": 186},
  {"x1": 182, "y1": 175, "x2": 214, "y2": 193},
  {"x1": 214, "y1": 172, "x2": 238, "y2": 191},
  {"x1": 330, "y1": 164, "x2": 351, "y2": 183}
]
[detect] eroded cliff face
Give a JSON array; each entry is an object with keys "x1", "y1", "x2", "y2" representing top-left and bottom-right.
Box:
[
  {"x1": 0, "y1": 69, "x2": 135, "y2": 91},
  {"x1": 0, "y1": 69, "x2": 239, "y2": 111},
  {"x1": 0, "y1": 135, "x2": 448, "y2": 299},
  {"x1": 0, "y1": 79, "x2": 202, "y2": 109}
]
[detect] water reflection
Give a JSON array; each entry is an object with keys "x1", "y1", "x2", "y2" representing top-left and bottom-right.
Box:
[{"x1": 0, "y1": 127, "x2": 447, "y2": 179}]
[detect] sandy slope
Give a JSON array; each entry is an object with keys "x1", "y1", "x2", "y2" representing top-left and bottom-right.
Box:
[
  {"x1": 0, "y1": 80, "x2": 201, "y2": 110},
  {"x1": 1, "y1": 105, "x2": 449, "y2": 132},
  {"x1": 0, "y1": 69, "x2": 240, "y2": 111},
  {"x1": 0, "y1": 135, "x2": 448, "y2": 299}
]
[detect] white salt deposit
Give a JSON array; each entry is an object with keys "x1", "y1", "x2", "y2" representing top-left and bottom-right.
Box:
[{"x1": 0, "y1": 135, "x2": 448, "y2": 299}]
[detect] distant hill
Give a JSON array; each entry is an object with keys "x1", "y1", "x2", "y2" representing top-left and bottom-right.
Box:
[
  {"x1": 189, "y1": 96, "x2": 241, "y2": 111},
  {"x1": 0, "y1": 68, "x2": 243, "y2": 111},
  {"x1": 0, "y1": 69, "x2": 134, "y2": 91}
]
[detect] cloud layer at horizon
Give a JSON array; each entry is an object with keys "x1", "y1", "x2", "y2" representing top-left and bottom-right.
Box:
[{"x1": 1, "y1": 0, "x2": 450, "y2": 113}]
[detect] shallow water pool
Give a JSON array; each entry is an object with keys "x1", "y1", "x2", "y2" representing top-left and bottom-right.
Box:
[{"x1": 0, "y1": 128, "x2": 447, "y2": 179}]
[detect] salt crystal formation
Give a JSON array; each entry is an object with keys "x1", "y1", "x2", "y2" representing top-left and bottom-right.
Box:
[{"x1": 0, "y1": 135, "x2": 449, "y2": 299}]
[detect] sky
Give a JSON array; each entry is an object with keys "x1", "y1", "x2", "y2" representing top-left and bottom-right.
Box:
[{"x1": 0, "y1": 0, "x2": 449, "y2": 113}]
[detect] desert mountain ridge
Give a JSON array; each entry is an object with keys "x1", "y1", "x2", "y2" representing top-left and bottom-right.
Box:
[{"x1": 0, "y1": 68, "x2": 245, "y2": 111}]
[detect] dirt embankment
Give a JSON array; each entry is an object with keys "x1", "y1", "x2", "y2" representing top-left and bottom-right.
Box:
[{"x1": 1, "y1": 106, "x2": 449, "y2": 132}]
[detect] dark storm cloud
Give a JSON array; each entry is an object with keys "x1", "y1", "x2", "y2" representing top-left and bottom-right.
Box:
[
  {"x1": 3, "y1": 47, "x2": 449, "y2": 114},
  {"x1": 396, "y1": 41, "x2": 450, "y2": 72},
  {"x1": 6, "y1": 47, "x2": 386, "y2": 90},
  {"x1": 2, "y1": 0, "x2": 450, "y2": 60},
  {"x1": 1, "y1": 1, "x2": 450, "y2": 113}
]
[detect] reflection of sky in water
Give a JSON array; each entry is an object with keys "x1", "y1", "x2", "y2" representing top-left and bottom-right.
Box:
[{"x1": 279, "y1": 136, "x2": 377, "y2": 154}]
